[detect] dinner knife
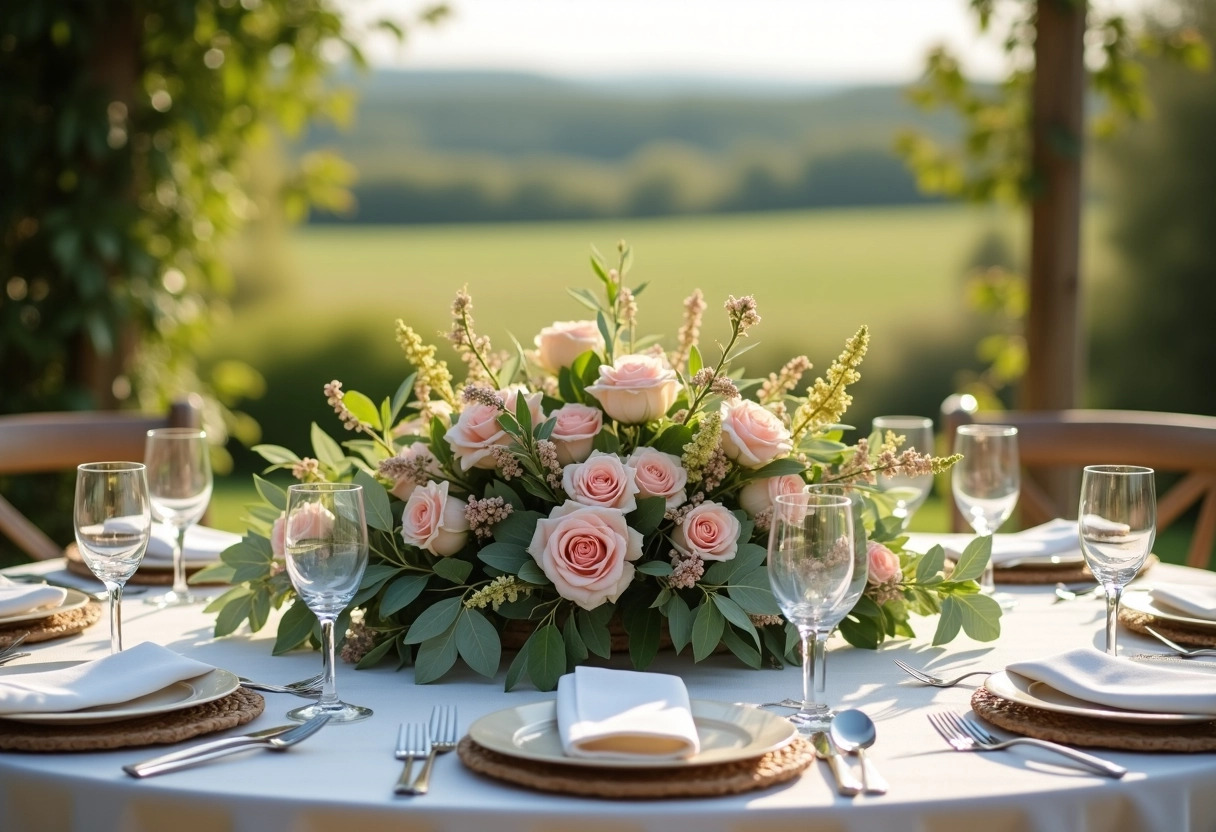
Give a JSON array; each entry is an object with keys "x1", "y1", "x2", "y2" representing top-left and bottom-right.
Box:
[{"x1": 811, "y1": 732, "x2": 862, "y2": 796}]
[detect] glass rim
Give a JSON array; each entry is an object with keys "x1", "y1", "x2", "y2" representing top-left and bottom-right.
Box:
[
  {"x1": 77, "y1": 461, "x2": 146, "y2": 473},
  {"x1": 1083, "y1": 464, "x2": 1155, "y2": 476},
  {"x1": 146, "y1": 427, "x2": 207, "y2": 439},
  {"x1": 773, "y1": 492, "x2": 852, "y2": 508},
  {"x1": 287, "y1": 482, "x2": 364, "y2": 494},
  {"x1": 957, "y1": 423, "x2": 1018, "y2": 437},
  {"x1": 872, "y1": 415, "x2": 933, "y2": 428}
]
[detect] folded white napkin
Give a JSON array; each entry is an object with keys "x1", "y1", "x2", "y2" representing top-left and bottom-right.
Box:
[
  {"x1": 0, "y1": 642, "x2": 214, "y2": 715},
  {"x1": 1149, "y1": 584, "x2": 1216, "y2": 621},
  {"x1": 908, "y1": 518, "x2": 1081, "y2": 566},
  {"x1": 1006, "y1": 647, "x2": 1216, "y2": 715},
  {"x1": 0, "y1": 576, "x2": 68, "y2": 618},
  {"x1": 555, "y1": 666, "x2": 701, "y2": 760},
  {"x1": 142, "y1": 524, "x2": 241, "y2": 566}
]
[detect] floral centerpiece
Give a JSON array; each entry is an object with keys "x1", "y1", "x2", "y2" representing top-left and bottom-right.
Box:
[{"x1": 204, "y1": 243, "x2": 1001, "y2": 691}]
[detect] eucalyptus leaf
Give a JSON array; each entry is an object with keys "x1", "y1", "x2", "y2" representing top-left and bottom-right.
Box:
[
  {"x1": 562, "y1": 614, "x2": 588, "y2": 664},
  {"x1": 691, "y1": 601, "x2": 725, "y2": 662},
  {"x1": 528, "y1": 624, "x2": 567, "y2": 692},
  {"x1": 712, "y1": 594, "x2": 761, "y2": 649},
  {"x1": 310, "y1": 423, "x2": 345, "y2": 469},
  {"x1": 433, "y1": 557, "x2": 473, "y2": 585},
  {"x1": 456, "y1": 609, "x2": 501, "y2": 677},
  {"x1": 253, "y1": 444, "x2": 301, "y2": 467},
  {"x1": 950, "y1": 535, "x2": 992, "y2": 583},
  {"x1": 342, "y1": 389, "x2": 381, "y2": 430},
  {"x1": 355, "y1": 636, "x2": 396, "y2": 669},
  {"x1": 622, "y1": 604, "x2": 661, "y2": 670},
  {"x1": 636, "y1": 560, "x2": 674, "y2": 577},
  {"x1": 380, "y1": 574, "x2": 429, "y2": 617},
  {"x1": 355, "y1": 468, "x2": 394, "y2": 533},
  {"x1": 576, "y1": 608, "x2": 612, "y2": 658},
  {"x1": 664, "y1": 593, "x2": 693, "y2": 653},
  {"x1": 414, "y1": 622, "x2": 460, "y2": 684},
  {"x1": 720, "y1": 626, "x2": 763, "y2": 669},
  {"x1": 727, "y1": 568, "x2": 782, "y2": 615},
  {"x1": 914, "y1": 544, "x2": 947, "y2": 584},
  {"x1": 492, "y1": 511, "x2": 542, "y2": 547},
  {"x1": 628, "y1": 496, "x2": 667, "y2": 535},
  {"x1": 273, "y1": 600, "x2": 317, "y2": 654},
  {"x1": 403, "y1": 596, "x2": 464, "y2": 644},
  {"x1": 477, "y1": 541, "x2": 532, "y2": 574},
  {"x1": 517, "y1": 559, "x2": 550, "y2": 586},
  {"x1": 504, "y1": 636, "x2": 532, "y2": 692},
  {"x1": 253, "y1": 475, "x2": 287, "y2": 511}
]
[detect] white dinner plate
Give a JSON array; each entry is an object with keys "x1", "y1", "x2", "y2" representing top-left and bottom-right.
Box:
[
  {"x1": 1122, "y1": 590, "x2": 1216, "y2": 631},
  {"x1": 0, "y1": 662, "x2": 239, "y2": 725},
  {"x1": 984, "y1": 669, "x2": 1214, "y2": 725},
  {"x1": 0, "y1": 588, "x2": 91, "y2": 626},
  {"x1": 468, "y1": 699, "x2": 797, "y2": 769}
]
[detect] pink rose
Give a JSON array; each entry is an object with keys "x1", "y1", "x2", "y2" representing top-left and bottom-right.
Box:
[
  {"x1": 270, "y1": 512, "x2": 286, "y2": 558},
  {"x1": 535, "y1": 320, "x2": 604, "y2": 374},
  {"x1": 867, "y1": 541, "x2": 902, "y2": 585},
  {"x1": 400, "y1": 481, "x2": 470, "y2": 557},
  {"x1": 626, "y1": 447, "x2": 687, "y2": 510},
  {"x1": 561, "y1": 450, "x2": 639, "y2": 512},
  {"x1": 672, "y1": 500, "x2": 740, "y2": 561},
  {"x1": 719, "y1": 399, "x2": 793, "y2": 468},
  {"x1": 393, "y1": 401, "x2": 453, "y2": 437},
  {"x1": 528, "y1": 502, "x2": 643, "y2": 610},
  {"x1": 272, "y1": 501, "x2": 336, "y2": 558},
  {"x1": 549, "y1": 403, "x2": 602, "y2": 466},
  {"x1": 387, "y1": 442, "x2": 442, "y2": 500},
  {"x1": 738, "y1": 474, "x2": 806, "y2": 517},
  {"x1": 444, "y1": 387, "x2": 544, "y2": 471},
  {"x1": 585, "y1": 354, "x2": 679, "y2": 424}
]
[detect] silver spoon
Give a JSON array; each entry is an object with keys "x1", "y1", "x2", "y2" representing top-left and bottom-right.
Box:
[{"x1": 829, "y1": 709, "x2": 888, "y2": 795}]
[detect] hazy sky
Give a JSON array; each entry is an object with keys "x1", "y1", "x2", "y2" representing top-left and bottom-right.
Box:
[{"x1": 352, "y1": 0, "x2": 1159, "y2": 84}]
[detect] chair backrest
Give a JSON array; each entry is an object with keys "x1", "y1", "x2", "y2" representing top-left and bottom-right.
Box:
[
  {"x1": 0, "y1": 398, "x2": 202, "y2": 561},
  {"x1": 941, "y1": 399, "x2": 1216, "y2": 569}
]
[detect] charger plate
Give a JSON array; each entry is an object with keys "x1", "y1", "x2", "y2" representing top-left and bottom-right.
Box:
[
  {"x1": 0, "y1": 601, "x2": 102, "y2": 647},
  {"x1": 64, "y1": 544, "x2": 226, "y2": 586},
  {"x1": 0, "y1": 662, "x2": 240, "y2": 725},
  {"x1": 983, "y1": 670, "x2": 1212, "y2": 725},
  {"x1": 1119, "y1": 605, "x2": 1216, "y2": 648},
  {"x1": 467, "y1": 699, "x2": 796, "y2": 769},
  {"x1": 0, "y1": 589, "x2": 90, "y2": 626},
  {"x1": 1122, "y1": 591, "x2": 1216, "y2": 631}
]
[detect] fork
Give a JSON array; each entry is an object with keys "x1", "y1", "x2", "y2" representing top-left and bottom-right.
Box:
[
  {"x1": 926, "y1": 712, "x2": 1126, "y2": 778},
  {"x1": 893, "y1": 658, "x2": 994, "y2": 687},
  {"x1": 1144, "y1": 627, "x2": 1216, "y2": 658},
  {"x1": 393, "y1": 722, "x2": 432, "y2": 795},
  {"x1": 237, "y1": 672, "x2": 325, "y2": 696},
  {"x1": 406, "y1": 705, "x2": 458, "y2": 796},
  {"x1": 0, "y1": 633, "x2": 30, "y2": 662},
  {"x1": 123, "y1": 713, "x2": 331, "y2": 777}
]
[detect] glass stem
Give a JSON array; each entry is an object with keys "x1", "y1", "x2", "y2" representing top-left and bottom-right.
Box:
[
  {"x1": 812, "y1": 629, "x2": 827, "y2": 698},
  {"x1": 107, "y1": 583, "x2": 123, "y2": 654},
  {"x1": 319, "y1": 617, "x2": 339, "y2": 708},
  {"x1": 1104, "y1": 584, "x2": 1124, "y2": 656},
  {"x1": 978, "y1": 531, "x2": 995, "y2": 595},
  {"x1": 800, "y1": 629, "x2": 826, "y2": 711},
  {"x1": 172, "y1": 525, "x2": 189, "y2": 597}
]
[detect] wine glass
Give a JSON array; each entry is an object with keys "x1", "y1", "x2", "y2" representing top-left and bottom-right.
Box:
[
  {"x1": 1079, "y1": 465, "x2": 1156, "y2": 655},
  {"x1": 767, "y1": 492, "x2": 855, "y2": 732},
  {"x1": 951, "y1": 424, "x2": 1019, "y2": 599},
  {"x1": 283, "y1": 482, "x2": 372, "y2": 724},
  {"x1": 144, "y1": 428, "x2": 212, "y2": 606},
  {"x1": 73, "y1": 462, "x2": 152, "y2": 654},
  {"x1": 872, "y1": 415, "x2": 935, "y2": 528}
]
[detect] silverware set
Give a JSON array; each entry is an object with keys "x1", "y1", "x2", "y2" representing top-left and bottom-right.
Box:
[
  {"x1": 394, "y1": 706, "x2": 458, "y2": 796},
  {"x1": 0, "y1": 633, "x2": 30, "y2": 666},
  {"x1": 927, "y1": 711, "x2": 1127, "y2": 778},
  {"x1": 1144, "y1": 627, "x2": 1216, "y2": 658}
]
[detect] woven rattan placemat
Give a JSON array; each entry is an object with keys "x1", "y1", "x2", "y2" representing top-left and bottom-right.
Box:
[
  {"x1": 1119, "y1": 606, "x2": 1216, "y2": 648},
  {"x1": 457, "y1": 735, "x2": 815, "y2": 798},
  {"x1": 65, "y1": 544, "x2": 226, "y2": 586},
  {"x1": 0, "y1": 601, "x2": 101, "y2": 648},
  {"x1": 995, "y1": 554, "x2": 1158, "y2": 586},
  {"x1": 0, "y1": 687, "x2": 265, "y2": 752},
  {"x1": 970, "y1": 687, "x2": 1216, "y2": 752}
]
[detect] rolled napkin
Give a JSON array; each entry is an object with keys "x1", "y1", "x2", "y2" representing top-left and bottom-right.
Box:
[
  {"x1": 1006, "y1": 647, "x2": 1216, "y2": 715},
  {"x1": 0, "y1": 642, "x2": 214, "y2": 715},
  {"x1": 1149, "y1": 584, "x2": 1216, "y2": 621},
  {"x1": 0, "y1": 576, "x2": 68, "y2": 618},
  {"x1": 908, "y1": 518, "x2": 1081, "y2": 567},
  {"x1": 555, "y1": 666, "x2": 701, "y2": 760},
  {"x1": 142, "y1": 524, "x2": 242, "y2": 566}
]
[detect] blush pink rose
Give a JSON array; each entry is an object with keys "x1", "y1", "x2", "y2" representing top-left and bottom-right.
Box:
[
  {"x1": 400, "y1": 481, "x2": 470, "y2": 557},
  {"x1": 867, "y1": 541, "x2": 902, "y2": 585},
  {"x1": 561, "y1": 450, "x2": 639, "y2": 512},
  {"x1": 393, "y1": 400, "x2": 453, "y2": 437},
  {"x1": 270, "y1": 512, "x2": 286, "y2": 558},
  {"x1": 387, "y1": 442, "x2": 442, "y2": 500},
  {"x1": 738, "y1": 474, "x2": 806, "y2": 518},
  {"x1": 719, "y1": 399, "x2": 793, "y2": 468},
  {"x1": 585, "y1": 354, "x2": 678, "y2": 424},
  {"x1": 626, "y1": 447, "x2": 688, "y2": 510},
  {"x1": 528, "y1": 502, "x2": 643, "y2": 610},
  {"x1": 672, "y1": 500, "x2": 740, "y2": 562},
  {"x1": 444, "y1": 387, "x2": 544, "y2": 471},
  {"x1": 549, "y1": 403, "x2": 603, "y2": 466},
  {"x1": 535, "y1": 320, "x2": 604, "y2": 374}
]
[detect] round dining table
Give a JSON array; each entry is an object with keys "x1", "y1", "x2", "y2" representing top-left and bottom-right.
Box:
[{"x1": 1, "y1": 556, "x2": 1214, "y2": 832}]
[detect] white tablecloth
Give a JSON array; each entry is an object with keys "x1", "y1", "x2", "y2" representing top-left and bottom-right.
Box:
[{"x1": 2, "y1": 559, "x2": 1215, "y2": 832}]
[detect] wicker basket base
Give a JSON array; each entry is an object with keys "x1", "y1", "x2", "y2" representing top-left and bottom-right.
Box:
[{"x1": 0, "y1": 601, "x2": 102, "y2": 648}]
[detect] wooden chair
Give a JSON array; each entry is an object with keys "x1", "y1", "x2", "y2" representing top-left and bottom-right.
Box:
[
  {"x1": 942, "y1": 398, "x2": 1216, "y2": 569},
  {"x1": 0, "y1": 398, "x2": 202, "y2": 561}
]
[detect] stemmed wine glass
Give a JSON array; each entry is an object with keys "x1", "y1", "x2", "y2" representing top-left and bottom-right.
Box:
[
  {"x1": 767, "y1": 492, "x2": 855, "y2": 732},
  {"x1": 283, "y1": 482, "x2": 372, "y2": 724},
  {"x1": 1079, "y1": 465, "x2": 1156, "y2": 655},
  {"x1": 74, "y1": 462, "x2": 152, "y2": 654},
  {"x1": 951, "y1": 424, "x2": 1019, "y2": 601},
  {"x1": 144, "y1": 428, "x2": 212, "y2": 606},
  {"x1": 872, "y1": 415, "x2": 935, "y2": 529}
]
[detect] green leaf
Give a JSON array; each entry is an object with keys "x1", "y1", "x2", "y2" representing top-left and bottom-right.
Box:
[
  {"x1": 622, "y1": 604, "x2": 662, "y2": 670},
  {"x1": 932, "y1": 596, "x2": 964, "y2": 645},
  {"x1": 664, "y1": 593, "x2": 693, "y2": 653},
  {"x1": 954, "y1": 592, "x2": 1003, "y2": 642},
  {"x1": 636, "y1": 560, "x2": 674, "y2": 577},
  {"x1": 712, "y1": 594, "x2": 760, "y2": 649},
  {"x1": 567, "y1": 286, "x2": 602, "y2": 312},
  {"x1": 691, "y1": 601, "x2": 725, "y2": 661},
  {"x1": 573, "y1": 350, "x2": 602, "y2": 389},
  {"x1": 563, "y1": 614, "x2": 588, "y2": 664},
  {"x1": 558, "y1": 366, "x2": 584, "y2": 404},
  {"x1": 249, "y1": 587, "x2": 271, "y2": 631},
  {"x1": 688, "y1": 344, "x2": 703, "y2": 376},
  {"x1": 188, "y1": 562, "x2": 236, "y2": 585},
  {"x1": 355, "y1": 636, "x2": 396, "y2": 669},
  {"x1": 628, "y1": 496, "x2": 667, "y2": 535},
  {"x1": 727, "y1": 568, "x2": 782, "y2": 616},
  {"x1": 592, "y1": 429, "x2": 620, "y2": 454},
  {"x1": 414, "y1": 622, "x2": 460, "y2": 684},
  {"x1": 484, "y1": 480, "x2": 524, "y2": 511},
  {"x1": 380, "y1": 574, "x2": 429, "y2": 617},
  {"x1": 761, "y1": 624, "x2": 790, "y2": 665},
  {"x1": 253, "y1": 475, "x2": 287, "y2": 511},
  {"x1": 433, "y1": 557, "x2": 473, "y2": 584},
  {"x1": 355, "y1": 468, "x2": 394, "y2": 533},
  {"x1": 652, "y1": 424, "x2": 694, "y2": 456},
  {"x1": 310, "y1": 422, "x2": 346, "y2": 469},
  {"x1": 950, "y1": 535, "x2": 992, "y2": 583},
  {"x1": 456, "y1": 609, "x2": 501, "y2": 677},
  {"x1": 528, "y1": 624, "x2": 567, "y2": 692},
  {"x1": 704, "y1": 542, "x2": 766, "y2": 585},
  {"x1": 273, "y1": 600, "x2": 317, "y2": 654},
  {"x1": 721, "y1": 626, "x2": 763, "y2": 669},
  {"x1": 477, "y1": 541, "x2": 531, "y2": 574},
  {"x1": 404, "y1": 596, "x2": 464, "y2": 644},
  {"x1": 214, "y1": 591, "x2": 255, "y2": 638},
  {"x1": 914, "y1": 544, "x2": 948, "y2": 584},
  {"x1": 576, "y1": 608, "x2": 612, "y2": 658},
  {"x1": 492, "y1": 510, "x2": 542, "y2": 547},
  {"x1": 517, "y1": 559, "x2": 550, "y2": 586},
  {"x1": 390, "y1": 374, "x2": 416, "y2": 424},
  {"x1": 504, "y1": 635, "x2": 532, "y2": 692},
  {"x1": 746, "y1": 458, "x2": 807, "y2": 479},
  {"x1": 342, "y1": 390, "x2": 381, "y2": 429}
]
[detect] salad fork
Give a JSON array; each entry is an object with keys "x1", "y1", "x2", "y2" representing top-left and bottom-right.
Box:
[
  {"x1": 0, "y1": 633, "x2": 30, "y2": 661},
  {"x1": 393, "y1": 722, "x2": 431, "y2": 795},
  {"x1": 237, "y1": 672, "x2": 325, "y2": 696},
  {"x1": 124, "y1": 713, "x2": 331, "y2": 777},
  {"x1": 893, "y1": 658, "x2": 994, "y2": 687},
  {"x1": 926, "y1": 712, "x2": 1126, "y2": 778},
  {"x1": 406, "y1": 705, "x2": 458, "y2": 796},
  {"x1": 1144, "y1": 627, "x2": 1216, "y2": 658}
]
